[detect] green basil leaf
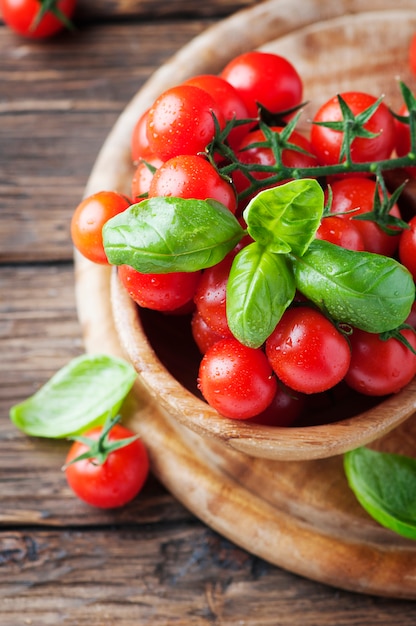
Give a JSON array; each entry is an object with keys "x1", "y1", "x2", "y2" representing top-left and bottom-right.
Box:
[
  {"x1": 226, "y1": 242, "x2": 296, "y2": 348},
  {"x1": 9, "y1": 354, "x2": 136, "y2": 438},
  {"x1": 103, "y1": 196, "x2": 245, "y2": 273},
  {"x1": 344, "y1": 447, "x2": 416, "y2": 540},
  {"x1": 291, "y1": 239, "x2": 415, "y2": 333},
  {"x1": 242, "y1": 179, "x2": 324, "y2": 256}
]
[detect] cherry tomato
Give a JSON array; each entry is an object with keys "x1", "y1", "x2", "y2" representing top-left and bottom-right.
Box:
[
  {"x1": 71, "y1": 191, "x2": 131, "y2": 265},
  {"x1": 316, "y1": 215, "x2": 365, "y2": 251},
  {"x1": 146, "y1": 85, "x2": 224, "y2": 161},
  {"x1": 198, "y1": 338, "x2": 277, "y2": 419},
  {"x1": 399, "y1": 214, "x2": 416, "y2": 280},
  {"x1": 65, "y1": 421, "x2": 149, "y2": 509},
  {"x1": 246, "y1": 383, "x2": 306, "y2": 427},
  {"x1": 345, "y1": 327, "x2": 416, "y2": 396},
  {"x1": 265, "y1": 306, "x2": 351, "y2": 394},
  {"x1": 191, "y1": 310, "x2": 228, "y2": 354},
  {"x1": 328, "y1": 177, "x2": 402, "y2": 256},
  {"x1": 220, "y1": 51, "x2": 303, "y2": 118},
  {"x1": 184, "y1": 73, "x2": 251, "y2": 149},
  {"x1": 0, "y1": 0, "x2": 76, "y2": 38},
  {"x1": 148, "y1": 154, "x2": 237, "y2": 213},
  {"x1": 193, "y1": 252, "x2": 235, "y2": 337},
  {"x1": 118, "y1": 264, "x2": 201, "y2": 313},
  {"x1": 131, "y1": 109, "x2": 153, "y2": 163},
  {"x1": 131, "y1": 155, "x2": 164, "y2": 203},
  {"x1": 311, "y1": 91, "x2": 395, "y2": 166},
  {"x1": 394, "y1": 103, "x2": 416, "y2": 178},
  {"x1": 409, "y1": 33, "x2": 416, "y2": 77},
  {"x1": 232, "y1": 126, "x2": 317, "y2": 199}
]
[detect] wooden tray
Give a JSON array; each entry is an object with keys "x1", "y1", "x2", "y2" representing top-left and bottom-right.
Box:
[{"x1": 74, "y1": 0, "x2": 416, "y2": 598}]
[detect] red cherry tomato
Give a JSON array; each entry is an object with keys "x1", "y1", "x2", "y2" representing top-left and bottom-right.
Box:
[
  {"x1": 148, "y1": 154, "x2": 237, "y2": 213},
  {"x1": 327, "y1": 177, "x2": 402, "y2": 256},
  {"x1": 71, "y1": 191, "x2": 131, "y2": 265},
  {"x1": 316, "y1": 215, "x2": 365, "y2": 251},
  {"x1": 246, "y1": 383, "x2": 306, "y2": 427},
  {"x1": 193, "y1": 252, "x2": 235, "y2": 337},
  {"x1": 198, "y1": 337, "x2": 277, "y2": 419},
  {"x1": 131, "y1": 109, "x2": 153, "y2": 163},
  {"x1": 345, "y1": 327, "x2": 416, "y2": 396},
  {"x1": 183, "y1": 73, "x2": 251, "y2": 149},
  {"x1": 265, "y1": 306, "x2": 351, "y2": 394},
  {"x1": 65, "y1": 421, "x2": 149, "y2": 509},
  {"x1": 191, "y1": 310, "x2": 228, "y2": 354},
  {"x1": 409, "y1": 33, "x2": 416, "y2": 77},
  {"x1": 220, "y1": 51, "x2": 303, "y2": 118},
  {"x1": 399, "y1": 214, "x2": 416, "y2": 280},
  {"x1": 0, "y1": 0, "x2": 76, "y2": 38},
  {"x1": 311, "y1": 91, "x2": 395, "y2": 166},
  {"x1": 131, "y1": 156, "x2": 164, "y2": 203},
  {"x1": 146, "y1": 85, "x2": 224, "y2": 161},
  {"x1": 118, "y1": 264, "x2": 201, "y2": 313},
  {"x1": 394, "y1": 103, "x2": 416, "y2": 177}
]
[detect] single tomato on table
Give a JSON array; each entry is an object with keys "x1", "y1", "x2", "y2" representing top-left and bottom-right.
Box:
[
  {"x1": 0, "y1": 0, "x2": 76, "y2": 38},
  {"x1": 65, "y1": 416, "x2": 149, "y2": 509}
]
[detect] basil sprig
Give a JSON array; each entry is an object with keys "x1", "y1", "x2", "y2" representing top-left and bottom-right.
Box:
[
  {"x1": 344, "y1": 447, "x2": 416, "y2": 540},
  {"x1": 10, "y1": 354, "x2": 136, "y2": 438},
  {"x1": 103, "y1": 178, "x2": 415, "y2": 348}
]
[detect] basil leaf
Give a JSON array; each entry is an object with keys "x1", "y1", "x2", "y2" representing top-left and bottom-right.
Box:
[
  {"x1": 10, "y1": 354, "x2": 136, "y2": 438},
  {"x1": 344, "y1": 447, "x2": 416, "y2": 540},
  {"x1": 243, "y1": 179, "x2": 324, "y2": 256},
  {"x1": 291, "y1": 239, "x2": 415, "y2": 333},
  {"x1": 226, "y1": 242, "x2": 296, "y2": 348},
  {"x1": 103, "y1": 196, "x2": 245, "y2": 273}
]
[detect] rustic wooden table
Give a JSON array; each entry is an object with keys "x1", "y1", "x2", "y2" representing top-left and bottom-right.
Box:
[{"x1": 1, "y1": 1, "x2": 416, "y2": 623}]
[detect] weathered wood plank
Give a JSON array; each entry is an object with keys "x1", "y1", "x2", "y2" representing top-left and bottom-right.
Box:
[{"x1": 1, "y1": 527, "x2": 416, "y2": 626}]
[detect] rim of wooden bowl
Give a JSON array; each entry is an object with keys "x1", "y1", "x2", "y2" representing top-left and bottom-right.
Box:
[{"x1": 76, "y1": 0, "x2": 416, "y2": 461}]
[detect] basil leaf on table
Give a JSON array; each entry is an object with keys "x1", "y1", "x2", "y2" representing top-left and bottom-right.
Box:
[
  {"x1": 226, "y1": 242, "x2": 296, "y2": 348},
  {"x1": 103, "y1": 196, "x2": 245, "y2": 273},
  {"x1": 243, "y1": 178, "x2": 324, "y2": 256},
  {"x1": 10, "y1": 354, "x2": 136, "y2": 438},
  {"x1": 344, "y1": 447, "x2": 416, "y2": 540},
  {"x1": 291, "y1": 239, "x2": 415, "y2": 333}
]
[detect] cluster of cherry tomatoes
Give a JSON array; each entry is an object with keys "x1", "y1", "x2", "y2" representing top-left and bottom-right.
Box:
[{"x1": 71, "y1": 49, "x2": 416, "y2": 427}]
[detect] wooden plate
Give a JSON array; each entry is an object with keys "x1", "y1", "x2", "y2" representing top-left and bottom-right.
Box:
[{"x1": 74, "y1": 0, "x2": 416, "y2": 598}]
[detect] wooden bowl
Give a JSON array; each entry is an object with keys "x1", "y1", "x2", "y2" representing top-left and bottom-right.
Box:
[
  {"x1": 76, "y1": 0, "x2": 416, "y2": 462},
  {"x1": 74, "y1": 0, "x2": 416, "y2": 598}
]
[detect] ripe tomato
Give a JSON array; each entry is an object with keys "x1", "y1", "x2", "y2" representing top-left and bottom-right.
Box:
[
  {"x1": 220, "y1": 51, "x2": 303, "y2": 118},
  {"x1": 327, "y1": 177, "x2": 402, "y2": 256},
  {"x1": 131, "y1": 155, "x2": 164, "y2": 203},
  {"x1": 310, "y1": 91, "x2": 395, "y2": 166},
  {"x1": 246, "y1": 383, "x2": 306, "y2": 427},
  {"x1": 198, "y1": 337, "x2": 277, "y2": 419},
  {"x1": 118, "y1": 264, "x2": 201, "y2": 313},
  {"x1": 131, "y1": 109, "x2": 153, "y2": 163},
  {"x1": 399, "y1": 214, "x2": 416, "y2": 280},
  {"x1": 0, "y1": 0, "x2": 76, "y2": 38},
  {"x1": 232, "y1": 126, "x2": 317, "y2": 198},
  {"x1": 315, "y1": 215, "x2": 365, "y2": 251},
  {"x1": 191, "y1": 310, "x2": 228, "y2": 354},
  {"x1": 265, "y1": 306, "x2": 351, "y2": 394},
  {"x1": 71, "y1": 191, "x2": 131, "y2": 265},
  {"x1": 183, "y1": 73, "x2": 251, "y2": 149},
  {"x1": 65, "y1": 420, "x2": 149, "y2": 509},
  {"x1": 193, "y1": 252, "x2": 235, "y2": 337},
  {"x1": 146, "y1": 85, "x2": 224, "y2": 161},
  {"x1": 345, "y1": 327, "x2": 416, "y2": 396},
  {"x1": 409, "y1": 32, "x2": 416, "y2": 77},
  {"x1": 148, "y1": 154, "x2": 237, "y2": 213},
  {"x1": 394, "y1": 103, "x2": 416, "y2": 177}
]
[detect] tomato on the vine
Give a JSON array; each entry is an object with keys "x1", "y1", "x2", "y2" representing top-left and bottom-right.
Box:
[
  {"x1": 118, "y1": 264, "x2": 201, "y2": 313},
  {"x1": 71, "y1": 191, "x2": 131, "y2": 265},
  {"x1": 198, "y1": 337, "x2": 277, "y2": 419},
  {"x1": 146, "y1": 85, "x2": 224, "y2": 161},
  {"x1": 220, "y1": 51, "x2": 303, "y2": 118},
  {"x1": 65, "y1": 417, "x2": 149, "y2": 509},
  {"x1": 310, "y1": 91, "x2": 396, "y2": 166},
  {"x1": 148, "y1": 154, "x2": 237, "y2": 213},
  {"x1": 265, "y1": 306, "x2": 351, "y2": 394},
  {"x1": 345, "y1": 327, "x2": 416, "y2": 396},
  {"x1": 399, "y1": 214, "x2": 416, "y2": 280},
  {"x1": 327, "y1": 177, "x2": 402, "y2": 256},
  {"x1": 0, "y1": 0, "x2": 76, "y2": 38},
  {"x1": 316, "y1": 215, "x2": 365, "y2": 251}
]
